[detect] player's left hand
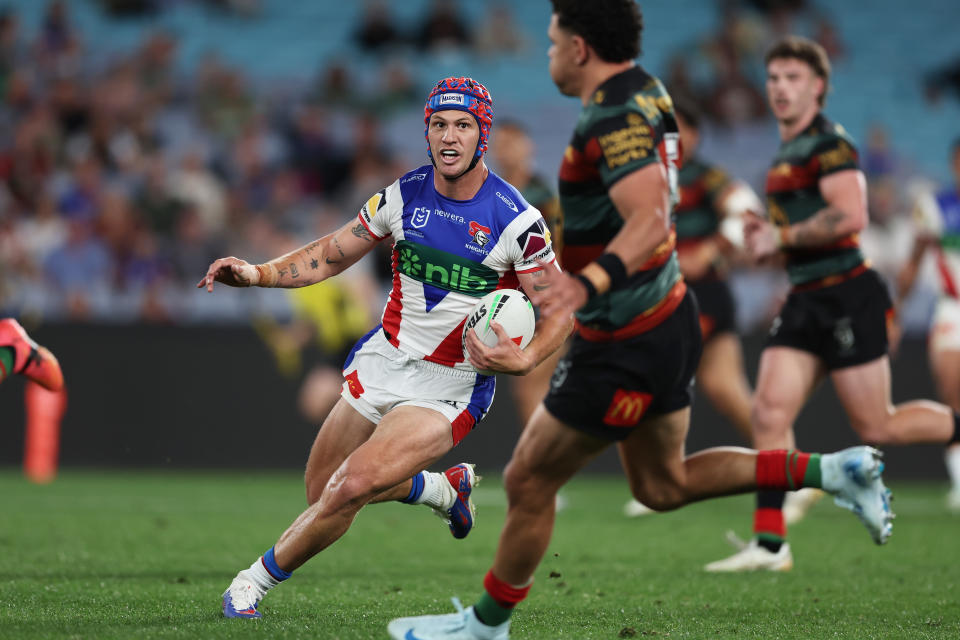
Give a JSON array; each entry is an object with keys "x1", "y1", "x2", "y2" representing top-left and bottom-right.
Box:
[
  {"x1": 744, "y1": 212, "x2": 778, "y2": 260},
  {"x1": 464, "y1": 321, "x2": 535, "y2": 375}
]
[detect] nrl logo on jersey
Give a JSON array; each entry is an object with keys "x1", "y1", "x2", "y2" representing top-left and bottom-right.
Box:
[
  {"x1": 496, "y1": 191, "x2": 518, "y2": 212},
  {"x1": 411, "y1": 206, "x2": 431, "y2": 228},
  {"x1": 468, "y1": 220, "x2": 491, "y2": 247}
]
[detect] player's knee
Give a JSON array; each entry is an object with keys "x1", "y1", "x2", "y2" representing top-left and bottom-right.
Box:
[
  {"x1": 318, "y1": 469, "x2": 379, "y2": 516},
  {"x1": 851, "y1": 417, "x2": 899, "y2": 445},
  {"x1": 750, "y1": 395, "x2": 790, "y2": 439},
  {"x1": 632, "y1": 481, "x2": 686, "y2": 512},
  {"x1": 503, "y1": 457, "x2": 551, "y2": 508}
]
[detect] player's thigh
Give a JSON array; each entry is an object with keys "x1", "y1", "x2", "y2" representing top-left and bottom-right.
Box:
[
  {"x1": 506, "y1": 403, "x2": 611, "y2": 494},
  {"x1": 697, "y1": 332, "x2": 749, "y2": 394},
  {"x1": 930, "y1": 348, "x2": 960, "y2": 410},
  {"x1": 616, "y1": 407, "x2": 690, "y2": 500},
  {"x1": 340, "y1": 404, "x2": 456, "y2": 491},
  {"x1": 305, "y1": 397, "x2": 378, "y2": 501},
  {"x1": 752, "y1": 346, "x2": 823, "y2": 443},
  {"x1": 830, "y1": 355, "x2": 893, "y2": 431}
]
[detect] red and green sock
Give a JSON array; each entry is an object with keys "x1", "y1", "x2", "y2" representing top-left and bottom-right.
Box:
[
  {"x1": 473, "y1": 570, "x2": 531, "y2": 627},
  {"x1": 0, "y1": 347, "x2": 14, "y2": 383},
  {"x1": 753, "y1": 450, "x2": 822, "y2": 553}
]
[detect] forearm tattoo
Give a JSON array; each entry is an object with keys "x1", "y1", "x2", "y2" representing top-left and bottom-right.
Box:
[
  {"x1": 351, "y1": 223, "x2": 373, "y2": 242},
  {"x1": 790, "y1": 207, "x2": 848, "y2": 247}
]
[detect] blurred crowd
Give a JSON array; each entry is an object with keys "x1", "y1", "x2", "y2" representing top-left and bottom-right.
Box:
[
  {"x1": 0, "y1": 0, "x2": 953, "y2": 336},
  {"x1": 0, "y1": 1, "x2": 418, "y2": 323}
]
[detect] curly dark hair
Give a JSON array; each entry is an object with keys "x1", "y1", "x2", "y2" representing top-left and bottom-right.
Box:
[{"x1": 549, "y1": 0, "x2": 642, "y2": 63}]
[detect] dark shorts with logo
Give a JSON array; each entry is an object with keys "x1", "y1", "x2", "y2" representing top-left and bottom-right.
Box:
[
  {"x1": 689, "y1": 277, "x2": 736, "y2": 342},
  {"x1": 543, "y1": 291, "x2": 703, "y2": 441},
  {"x1": 764, "y1": 268, "x2": 892, "y2": 371}
]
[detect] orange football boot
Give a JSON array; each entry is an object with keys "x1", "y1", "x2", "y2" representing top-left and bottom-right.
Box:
[{"x1": 0, "y1": 318, "x2": 64, "y2": 392}]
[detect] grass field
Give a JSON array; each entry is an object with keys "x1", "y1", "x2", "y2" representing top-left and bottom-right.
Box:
[{"x1": 0, "y1": 470, "x2": 957, "y2": 640}]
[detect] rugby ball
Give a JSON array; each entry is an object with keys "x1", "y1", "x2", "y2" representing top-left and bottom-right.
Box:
[{"x1": 462, "y1": 289, "x2": 536, "y2": 374}]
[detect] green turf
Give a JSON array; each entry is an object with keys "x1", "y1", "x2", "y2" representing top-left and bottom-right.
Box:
[{"x1": 0, "y1": 470, "x2": 957, "y2": 640}]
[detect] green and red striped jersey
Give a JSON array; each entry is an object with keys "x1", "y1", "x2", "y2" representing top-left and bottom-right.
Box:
[{"x1": 766, "y1": 113, "x2": 865, "y2": 285}]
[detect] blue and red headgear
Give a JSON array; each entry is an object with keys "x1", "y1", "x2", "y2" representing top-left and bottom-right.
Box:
[{"x1": 424, "y1": 76, "x2": 493, "y2": 172}]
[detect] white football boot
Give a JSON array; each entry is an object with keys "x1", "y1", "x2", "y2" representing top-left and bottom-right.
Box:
[
  {"x1": 222, "y1": 570, "x2": 265, "y2": 618},
  {"x1": 821, "y1": 445, "x2": 894, "y2": 545},
  {"x1": 623, "y1": 498, "x2": 656, "y2": 517},
  {"x1": 704, "y1": 534, "x2": 793, "y2": 572},
  {"x1": 782, "y1": 487, "x2": 826, "y2": 525},
  {"x1": 388, "y1": 598, "x2": 509, "y2": 640}
]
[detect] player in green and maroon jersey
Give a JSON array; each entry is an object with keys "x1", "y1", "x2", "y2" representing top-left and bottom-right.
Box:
[
  {"x1": 389, "y1": 6, "x2": 893, "y2": 640},
  {"x1": 706, "y1": 36, "x2": 960, "y2": 573}
]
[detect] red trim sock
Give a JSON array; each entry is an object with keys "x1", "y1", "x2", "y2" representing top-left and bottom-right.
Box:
[{"x1": 474, "y1": 570, "x2": 531, "y2": 627}]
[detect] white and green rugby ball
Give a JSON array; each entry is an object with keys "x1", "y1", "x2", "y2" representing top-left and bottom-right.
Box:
[{"x1": 462, "y1": 289, "x2": 536, "y2": 374}]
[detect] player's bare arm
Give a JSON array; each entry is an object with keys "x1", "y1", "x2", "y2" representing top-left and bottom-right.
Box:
[
  {"x1": 538, "y1": 162, "x2": 670, "y2": 319},
  {"x1": 748, "y1": 169, "x2": 866, "y2": 260},
  {"x1": 464, "y1": 266, "x2": 574, "y2": 376},
  {"x1": 198, "y1": 218, "x2": 380, "y2": 292}
]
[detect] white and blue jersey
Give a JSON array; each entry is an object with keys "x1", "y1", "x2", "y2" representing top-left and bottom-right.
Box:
[
  {"x1": 914, "y1": 188, "x2": 960, "y2": 297},
  {"x1": 356, "y1": 164, "x2": 556, "y2": 371}
]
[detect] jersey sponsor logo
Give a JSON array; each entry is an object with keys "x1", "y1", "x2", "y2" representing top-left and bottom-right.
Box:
[
  {"x1": 516, "y1": 219, "x2": 550, "y2": 259},
  {"x1": 603, "y1": 389, "x2": 652, "y2": 427},
  {"x1": 818, "y1": 140, "x2": 857, "y2": 172},
  {"x1": 401, "y1": 173, "x2": 427, "y2": 183},
  {"x1": 496, "y1": 191, "x2": 518, "y2": 212},
  {"x1": 395, "y1": 240, "x2": 499, "y2": 297},
  {"x1": 469, "y1": 221, "x2": 491, "y2": 247},
  {"x1": 360, "y1": 189, "x2": 387, "y2": 222},
  {"x1": 439, "y1": 93, "x2": 465, "y2": 105},
  {"x1": 598, "y1": 117, "x2": 655, "y2": 170},
  {"x1": 412, "y1": 206, "x2": 431, "y2": 228},
  {"x1": 432, "y1": 208, "x2": 466, "y2": 224}
]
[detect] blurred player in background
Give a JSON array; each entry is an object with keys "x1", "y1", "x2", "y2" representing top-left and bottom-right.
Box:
[
  {"x1": 490, "y1": 120, "x2": 565, "y2": 425},
  {"x1": 896, "y1": 137, "x2": 960, "y2": 511},
  {"x1": 0, "y1": 318, "x2": 66, "y2": 483},
  {"x1": 707, "y1": 36, "x2": 960, "y2": 573},
  {"x1": 389, "y1": 6, "x2": 892, "y2": 639},
  {"x1": 201, "y1": 76, "x2": 571, "y2": 619}
]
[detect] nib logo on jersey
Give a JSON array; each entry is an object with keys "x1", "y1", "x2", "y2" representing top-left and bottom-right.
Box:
[{"x1": 395, "y1": 240, "x2": 498, "y2": 297}]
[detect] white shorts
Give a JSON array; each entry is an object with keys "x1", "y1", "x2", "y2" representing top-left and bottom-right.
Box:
[
  {"x1": 930, "y1": 297, "x2": 960, "y2": 353},
  {"x1": 340, "y1": 327, "x2": 496, "y2": 446}
]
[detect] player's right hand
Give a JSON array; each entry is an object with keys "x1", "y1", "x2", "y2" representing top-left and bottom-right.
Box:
[{"x1": 197, "y1": 257, "x2": 259, "y2": 292}]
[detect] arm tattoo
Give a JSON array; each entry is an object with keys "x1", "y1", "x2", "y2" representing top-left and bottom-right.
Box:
[
  {"x1": 790, "y1": 207, "x2": 849, "y2": 247},
  {"x1": 310, "y1": 258, "x2": 319, "y2": 269},
  {"x1": 333, "y1": 237, "x2": 346, "y2": 258},
  {"x1": 533, "y1": 283, "x2": 550, "y2": 292},
  {"x1": 289, "y1": 263, "x2": 299, "y2": 278},
  {"x1": 352, "y1": 223, "x2": 373, "y2": 242},
  {"x1": 277, "y1": 267, "x2": 288, "y2": 278},
  {"x1": 303, "y1": 240, "x2": 321, "y2": 254}
]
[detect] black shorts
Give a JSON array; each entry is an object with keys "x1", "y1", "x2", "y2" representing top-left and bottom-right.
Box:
[
  {"x1": 765, "y1": 268, "x2": 892, "y2": 371},
  {"x1": 543, "y1": 291, "x2": 703, "y2": 441},
  {"x1": 689, "y1": 277, "x2": 736, "y2": 342}
]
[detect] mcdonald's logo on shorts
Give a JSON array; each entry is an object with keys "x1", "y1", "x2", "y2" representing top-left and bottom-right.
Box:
[{"x1": 603, "y1": 389, "x2": 653, "y2": 427}]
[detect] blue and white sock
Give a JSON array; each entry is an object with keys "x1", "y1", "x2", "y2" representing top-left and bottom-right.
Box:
[
  {"x1": 401, "y1": 471, "x2": 454, "y2": 509},
  {"x1": 245, "y1": 546, "x2": 292, "y2": 595}
]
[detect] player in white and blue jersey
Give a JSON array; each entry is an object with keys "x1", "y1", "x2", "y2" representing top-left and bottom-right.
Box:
[
  {"x1": 199, "y1": 77, "x2": 572, "y2": 619},
  {"x1": 897, "y1": 137, "x2": 960, "y2": 510}
]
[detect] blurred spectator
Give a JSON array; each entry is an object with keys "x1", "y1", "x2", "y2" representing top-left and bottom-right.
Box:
[
  {"x1": 862, "y1": 123, "x2": 898, "y2": 180},
  {"x1": 925, "y1": 55, "x2": 960, "y2": 105},
  {"x1": 353, "y1": 0, "x2": 404, "y2": 54},
  {"x1": 43, "y1": 210, "x2": 112, "y2": 319},
  {"x1": 167, "y1": 149, "x2": 227, "y2": 235},
  {"x1": 415, "y1": 0, "x2": 471, "y2": 52},
  {"x1": 475, "y1": 4, "x2": 528, "y2": 57}
]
